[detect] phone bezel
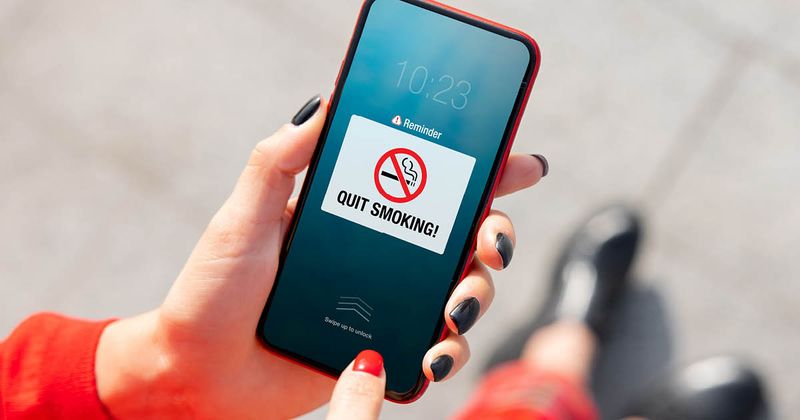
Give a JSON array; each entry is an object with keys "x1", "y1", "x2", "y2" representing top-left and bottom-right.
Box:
[{"x1": 257, "y1": 0, "x2": 540, "y2": 403}]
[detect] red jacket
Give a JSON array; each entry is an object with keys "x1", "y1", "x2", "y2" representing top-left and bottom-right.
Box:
[{"x1": 1, "y1": 314, "x2": 113, "y2": 419}]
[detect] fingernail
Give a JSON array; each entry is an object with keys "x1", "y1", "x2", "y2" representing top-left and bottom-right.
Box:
[
  {"x1": 449, "y1": 297, "x2": 480, "y2": 335},
  {"x1": 291, "y1": 95, "x2": 321, "y2": 125},
  {"x1": 430, "y1": 355, "x2": 454, "y2": 382},
  {"x1": 531, "y1": 154, "x2": 549, "y2": 177},
  {"x1": 353, "y1": 349, "x2": 383, "y2": 377},
  {"x1": 495, "y1": 232, "x2": 514, "y2": 269}
]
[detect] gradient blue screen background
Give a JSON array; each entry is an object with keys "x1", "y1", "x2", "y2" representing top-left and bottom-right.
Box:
[{"x1": 262, "y1": 0, "x2": 531, "y2": 395}]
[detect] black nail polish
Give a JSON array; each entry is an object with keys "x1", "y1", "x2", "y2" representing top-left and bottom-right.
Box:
[
  {"x1": 430, "y1": 354, "x2": 454, "y2": 382},
  {"x1": 495, "y1": 232, "x2": 514, "y2": 269},
  {"x1": 531, "y1": 154, "x2": 549, "y2": 177},
  {"x1": 291, "y1": 95, "x2": 321, "y2": 125},
  {"x1": 449, "y1": 297, "x2": 480, "y2": 335}
]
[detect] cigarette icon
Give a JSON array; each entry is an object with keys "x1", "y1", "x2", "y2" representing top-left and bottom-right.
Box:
[{"x1": 380, "y1": 170, "x2": 414, "y2": 187}]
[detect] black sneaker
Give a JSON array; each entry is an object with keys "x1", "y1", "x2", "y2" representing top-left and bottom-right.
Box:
[
  {"x1": 627, "y1": 356, "x2": 768, "y2": 420},
  {"x1": 485, "y1": 204, "x2": 642, "y2": 370}
]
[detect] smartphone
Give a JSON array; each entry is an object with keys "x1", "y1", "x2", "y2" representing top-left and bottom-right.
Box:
[{"x1": 258, "y1": 0, "x2": 540, "y2": 402}]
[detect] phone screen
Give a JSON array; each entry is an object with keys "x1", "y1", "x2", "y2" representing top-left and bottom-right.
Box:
[{"x1": 260, "y1": 0, "x2": 534, "y2": 398}]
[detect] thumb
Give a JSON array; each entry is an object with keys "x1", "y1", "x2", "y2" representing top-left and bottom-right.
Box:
[
  {"x1": 162, "y1": 95, "x2": 326, "y2": 336},
  {"x1": 211, "y1": 94, "x2": 326, "y2": 248},
  {"x1": 327, "y1": 350, "x2": 386, "y2": 420}
]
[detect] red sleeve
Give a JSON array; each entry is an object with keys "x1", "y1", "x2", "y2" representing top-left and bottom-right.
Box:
[{"x1": 0, "y1": 313, "x2": 115, "y2": 420}]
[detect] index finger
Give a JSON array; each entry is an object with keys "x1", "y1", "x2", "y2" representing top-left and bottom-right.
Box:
[
  {"x1": 495, "y1": 153, "x2": 548, "y2": 197},
  {"x1": 327, "y1": 350, "x2": 386, "y2": 420}
]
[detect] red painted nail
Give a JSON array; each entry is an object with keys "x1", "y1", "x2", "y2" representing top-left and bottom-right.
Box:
[{"x1": 353, "y1": 349, "x2": 383, "y2": 377}]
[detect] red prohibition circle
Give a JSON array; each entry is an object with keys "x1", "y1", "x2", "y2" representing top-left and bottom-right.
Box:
[{"x1": 373, "y1": 147, "x2": 427, "y2": 204}]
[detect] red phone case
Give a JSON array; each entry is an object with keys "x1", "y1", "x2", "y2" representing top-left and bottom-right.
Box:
[{"x1": 262, "y1": 0, "x2": 541, "y2": 404}]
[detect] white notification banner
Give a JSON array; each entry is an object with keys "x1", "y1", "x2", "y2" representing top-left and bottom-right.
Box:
[{"x1": 321, "y1": 115, "x2": 476, "y2": 254}]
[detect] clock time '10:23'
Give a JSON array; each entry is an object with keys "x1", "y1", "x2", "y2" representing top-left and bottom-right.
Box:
[{"x1": 396, "y1": 61, "x2": 472, "y2": 111}]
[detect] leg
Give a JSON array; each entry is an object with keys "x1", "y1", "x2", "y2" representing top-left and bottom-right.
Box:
[
  {"x1": 456, "y1": 205, "x2": 642, "y2": 420},
  {"x1": 520, "y1": 321, "x2": 597, "y2": 386}
]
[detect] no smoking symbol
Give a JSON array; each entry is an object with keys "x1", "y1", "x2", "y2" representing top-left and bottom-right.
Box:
[{"x1": 374, "y1": 148, "x2": 427, "y2": 203}]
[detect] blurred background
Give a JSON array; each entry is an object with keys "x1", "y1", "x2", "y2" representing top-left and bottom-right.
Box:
[{"x1": 1, "y1": 0, "x2": 798, "y2": 418}]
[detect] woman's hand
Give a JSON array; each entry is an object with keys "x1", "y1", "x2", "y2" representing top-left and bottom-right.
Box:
[
  {"x1": 94, "y1": 95, "x2": 547, "y2": 419},
  {"x1": 327, "y1": 350, "x2": 386, "y2": 420}
]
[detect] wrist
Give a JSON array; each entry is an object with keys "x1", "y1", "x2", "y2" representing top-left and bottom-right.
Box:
[{"x1": 95, "y1": 311, "x2": 190, "y2": 418}]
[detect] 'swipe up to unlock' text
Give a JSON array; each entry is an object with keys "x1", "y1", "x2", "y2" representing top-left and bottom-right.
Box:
[{"x1": 321, "y1": 115, "x2": 475, "y2": 254}]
